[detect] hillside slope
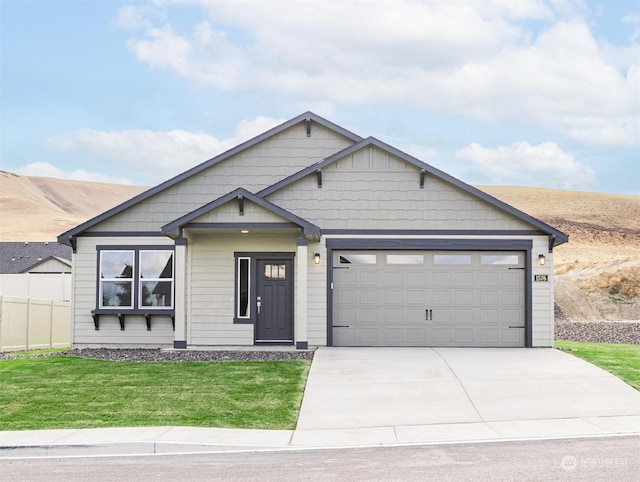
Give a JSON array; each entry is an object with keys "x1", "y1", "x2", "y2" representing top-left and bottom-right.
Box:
[
  {"x1": 481, "y1": 186, "x2": 640, "y2": 321},
  {"x1": 0, "y1": 171, "x2": 145, "y2": 241}
]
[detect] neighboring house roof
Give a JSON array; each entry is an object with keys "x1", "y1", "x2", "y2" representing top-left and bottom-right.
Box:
[
  {"x1": 58, "y1": 112, "x2": 362, "y2": 245},
  {"x1": 0, "y1": 242, "x2": 72, "y2": 274},
  {"x1": 58, "y1": 112, "x2": 568, "y2": 247},
  {"x1": 20, "y1": 256, "x2": 72, "y2": 274}
]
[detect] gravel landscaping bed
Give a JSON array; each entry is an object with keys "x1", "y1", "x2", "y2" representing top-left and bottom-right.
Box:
[
  {"x1": 554, "y1": 302, "x2": 640, "y2": 344},
  {"x1": 0, "y1": 348, "x2": 315, "y2": 362},
  {"x1": 555, "y1": 320, "x2": 640, "y2": 344}
]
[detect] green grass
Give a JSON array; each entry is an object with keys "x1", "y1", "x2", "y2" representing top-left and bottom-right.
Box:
[
  {"x1": 555, "y1": 341, "x2": 640, "y2": 391},
  {"x1": 8, "y1": 347, "x2": 71, "y2": 356},
  {"x1": 0, "y1": 357, "x2": 310, "y2": 431}
]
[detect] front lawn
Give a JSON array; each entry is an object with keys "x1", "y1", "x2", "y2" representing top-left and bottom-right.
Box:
[
  {"x1": 0, "y1": 356, "x2": 310, "y2": 431},
  {"x1": 555, "y1": 341, "x2": 640, "y2": 391}
]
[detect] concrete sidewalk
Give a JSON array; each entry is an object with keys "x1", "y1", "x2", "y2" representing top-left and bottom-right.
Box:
[{"x1": 1, "y1": 347, "x2": 639, "y2": 458}]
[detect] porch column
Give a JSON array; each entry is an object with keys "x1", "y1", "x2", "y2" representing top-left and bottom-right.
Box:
[
  {"x1": 173, "y1": 237, "x2": 187, "y2": 349},
  {"x1": 295, "y1": 237, "x2": 308, "y2": 349}
]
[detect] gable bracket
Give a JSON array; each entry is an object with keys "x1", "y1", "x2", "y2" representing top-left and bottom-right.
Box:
[
  {"x1": 305, "y1": 117, "x2": 311, "y2": 137},
  {"x1": 420, "y1": 169, "x2": 427, "y2": 189},
  {"x1": 316, "y1": 169, "x2": 322, "y2": 188},
  {"x1": 548, "y1": 235, "x2": 556, "y2": 253},
  {"x1": 238, "y1": 195, "x2": 244, "y2": 216}
]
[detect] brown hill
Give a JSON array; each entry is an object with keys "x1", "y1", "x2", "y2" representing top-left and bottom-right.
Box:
[
  {"x1": 1, "y1": 173, "x2": 638, "y2": 320},
  {"x1": 0, "y1": 171, "x2": 146, "y2": 242},
  {"x1": 480, "y1": 186, "x2": 640, "y2": 321}
]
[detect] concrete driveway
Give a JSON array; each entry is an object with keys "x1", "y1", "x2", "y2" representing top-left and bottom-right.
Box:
[{"x1": 292, "y1": 347, "x2": 640, "y2": 446}]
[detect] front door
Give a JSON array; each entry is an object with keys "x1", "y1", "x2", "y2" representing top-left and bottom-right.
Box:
[{"x1": 255, "y1": 259, "x2": 293, "y2": 343}]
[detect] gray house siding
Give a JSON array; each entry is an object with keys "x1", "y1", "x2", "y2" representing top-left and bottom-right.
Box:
[
  {"x1": 187, "y1": 233, "x2": 298, "y2": 346},
  {"x1": 266, "y1": 146, "x2": 537, "y2": 232},
  {"x1": 61, "y1": 112, "x2": 566, "y2": 350},
  {"x1": 90, "y1": 123, "x2": 354, "y2": 233},
  {"x1": 72, "y1": 236, "x2": 175, "y2": 347}
]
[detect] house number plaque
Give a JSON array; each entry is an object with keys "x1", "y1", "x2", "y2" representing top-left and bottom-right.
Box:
[{"x1": 534, "y1": 274, "x2": 549, "y2": 282}]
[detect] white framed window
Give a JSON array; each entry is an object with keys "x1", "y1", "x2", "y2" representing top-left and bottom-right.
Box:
[
  {"x1": 237, "y1": 257, "x2": 251, "y2": 318},
  {"x1": 99, "y1": 250, "x2": 134, "y2": 308},
  {"x1": 97, "y1": 247, "x2": 174, "y2": 310},
  {"x1": 139, "y1": 250, "x2": 174, "y2": 308}
]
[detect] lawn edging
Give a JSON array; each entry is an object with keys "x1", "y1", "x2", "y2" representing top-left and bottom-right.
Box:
[{"x1": 555, "y1": 340, "x2": 640, "y2": 391}]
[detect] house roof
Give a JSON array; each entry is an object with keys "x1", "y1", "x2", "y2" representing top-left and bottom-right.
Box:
[
  {"x1": 259, "y1": 136, "x2": 569, "y2": 245},
  {"x1": 0, "y1": 242, "x2": 72, "y2": 274},
  {"x1": 161, "y1": 187, "x2": 321, "y2": 237},
  {"x1": 20, "y1": 256, "x2": 72, "y2": 274},
  {"x1": 58, "y1": 112, "x2": 568, "y2": 247},
  {"x1": 58, "y1": 112, "x2": 362, "y2": 245}
]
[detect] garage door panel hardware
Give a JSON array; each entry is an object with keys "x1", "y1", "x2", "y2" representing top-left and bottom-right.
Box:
[
  {"x1": 333, "y1": 325, "x2": 350, "y2": 328},
  {"x1": 426, "y1": 309, "x2": 433, "y2": 321}
]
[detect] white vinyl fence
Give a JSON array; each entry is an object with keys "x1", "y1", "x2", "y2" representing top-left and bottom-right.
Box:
[
  {"x1": 0, "y1": 296, "x2": 71, "y2": 352},
  {"x1": 0, "y1": 273, "x2": 71, "y2": 301}
]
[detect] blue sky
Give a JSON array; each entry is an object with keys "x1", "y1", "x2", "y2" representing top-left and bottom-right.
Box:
[{"x1": 1, "y1": 0, "x2": 638, "y2": 194}]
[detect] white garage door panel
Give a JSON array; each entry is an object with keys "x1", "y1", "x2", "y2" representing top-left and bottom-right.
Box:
[{"x1": 332, "y1": 251, "x2": 525, "y2": 347}]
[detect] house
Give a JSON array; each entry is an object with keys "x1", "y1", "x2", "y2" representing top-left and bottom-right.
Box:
[
  {"x1": 0, "y1": 242, "x2": 72, "y2": 300},
  {"x1": 0, "y1": 242, "x2": 72, "y2": 274},
  {"x1": 58, "y1": 112, "x2": 567, "y2": 349}
]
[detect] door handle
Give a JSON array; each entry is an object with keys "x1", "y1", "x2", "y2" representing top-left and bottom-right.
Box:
[
  {"x1": 426, "y1": 309, "x2": 433, "y2": 321},
  {"x1": 257, "y1": 297, "x2": 262, "y2": 315}
]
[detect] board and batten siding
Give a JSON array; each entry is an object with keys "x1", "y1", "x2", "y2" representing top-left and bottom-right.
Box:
[
  {"x1": 90, "y1": 124, "x2": 354, "y2": 233},
  {"x1": 72, "y1": 237, "x2": 175, "y2": 347},
  {"x1": 266, "y1": 146, "x2": 535, "y2": 232}
]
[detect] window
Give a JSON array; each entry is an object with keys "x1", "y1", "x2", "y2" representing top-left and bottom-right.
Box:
[
  {"x1": 237, "y1": 257, "x2": 250, "y2": 318},
  {"x1": 481, "y1": 254, "x2": 520, "y2": 265},
  {"x1": 386, "y1": 254, "x2": 424, "y2": 265},
  {"x1": 433, "y1": 254, "x2": 472, "y2": 265},
  {"x1": 98, "y1": 247, "x2": 174, "y2": 310},
  {"x1": 264, "y1": 264, "x2": 286, "y2": 280},
  {"x1": 140, "y1": 251, "x2": 174, "y2": 307},
  {"x1": 338, "y1": 254, "x2": 377, "y2": 265},
  {"x1": 100, "y1": 250, "x2": 134, "y2": 308}
]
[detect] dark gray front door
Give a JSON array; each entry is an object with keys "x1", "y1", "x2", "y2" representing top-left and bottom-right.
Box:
[{"x1": 255, "y1": 259, "x2": 293, "y2": 343}]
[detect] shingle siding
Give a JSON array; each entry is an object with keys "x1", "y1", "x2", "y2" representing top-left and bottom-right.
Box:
[
  {"x1": 90, "y1": 124, "x2": 355, "y2": 233},
  {"x1": 267, "y1": 146, "x2": 536, "y2": 232},
  {"x1": 62, "y1": 113, "x2": 564, "y2": 349}
]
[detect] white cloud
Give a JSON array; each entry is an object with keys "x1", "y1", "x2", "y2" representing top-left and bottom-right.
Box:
[
  {"x1": 117, "y1": 0, "x2": 639, "y2": 147},
  {"x1": 43, "y1": 116, "x2": 284, "y2": 184},
  {"x1": 455, "y1": 141, "x2": 597, "y2": 189},
  {"x1": 15, "y1": 162, "x2": 134, "y2": 185}
]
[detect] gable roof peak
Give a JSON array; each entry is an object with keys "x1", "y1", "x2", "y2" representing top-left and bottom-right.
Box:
[{"x1": 58, "y1": 112, "x2": 362, "y2": 245}]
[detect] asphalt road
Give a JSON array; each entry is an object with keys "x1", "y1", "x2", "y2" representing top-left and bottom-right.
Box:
[{"x1": 1, "y1": 436, "x2": 638, "y2": 481}]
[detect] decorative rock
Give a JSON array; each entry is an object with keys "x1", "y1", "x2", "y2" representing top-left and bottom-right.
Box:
[
  {"x1": 555, "y1": 321, "x2": 640, "y2": 344},
  {"x1": 0, "y1": 348, "x2": 315, "y2": 362}
]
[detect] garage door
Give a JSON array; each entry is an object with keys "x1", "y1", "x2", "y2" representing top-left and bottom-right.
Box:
[{"x1": 332, "y1": 251, "x2": 525, "y2": 347}]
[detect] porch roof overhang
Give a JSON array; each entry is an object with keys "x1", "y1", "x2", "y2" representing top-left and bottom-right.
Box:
[{"x1": 161, "y1": 187, "x2": 321, "y2": 239}]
